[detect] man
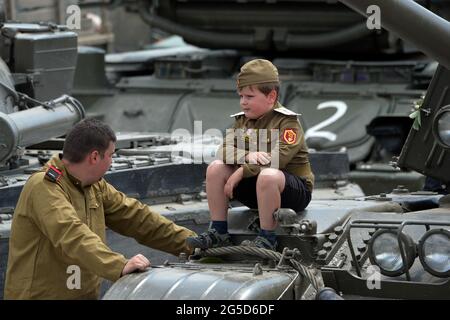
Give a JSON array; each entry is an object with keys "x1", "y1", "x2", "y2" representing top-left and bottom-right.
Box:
[{"x1": 4, "y1": 119, "x2": 196, "y2": 299}]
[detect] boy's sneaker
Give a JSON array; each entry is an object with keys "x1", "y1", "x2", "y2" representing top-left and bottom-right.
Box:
[
  {"x1": 241, "y1": 236, "x2": 277, "y2": 251},
  {"x1": 186, "y1": 229, "x2": 232, "y2": 249}
]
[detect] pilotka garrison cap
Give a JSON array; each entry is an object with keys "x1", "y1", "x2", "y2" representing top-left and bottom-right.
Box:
[{"x1": 237, "y1": 59, "x2": 279, "y2": 88}]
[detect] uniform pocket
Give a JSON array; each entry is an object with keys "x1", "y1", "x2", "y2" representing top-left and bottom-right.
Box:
[{"x1": 88, "y1": 192, "x2": 106, "y2": 241}]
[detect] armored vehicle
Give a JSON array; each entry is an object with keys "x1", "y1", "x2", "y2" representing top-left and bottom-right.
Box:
[
  {"x1": 103, "y1": 0, "x2": 450, "y2": 300},
  {"x1": 70, "y1": 0, "x2": 450, "y2": 195}
]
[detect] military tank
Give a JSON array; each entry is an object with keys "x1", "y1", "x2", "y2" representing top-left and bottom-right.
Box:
[
  {"x1": 103, "y1": 0, "x2": 450, "y2": 300},
  {"x1": 69, "y1": 0, "x2": 450, "y2": 195}
]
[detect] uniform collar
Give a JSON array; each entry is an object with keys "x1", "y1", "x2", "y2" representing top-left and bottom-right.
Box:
[
  {"x1": 46, "y1": 153, "x2": 83, "y2": 188},
  {"x1": 256, "y1": 101, "x2": 281, "y2": 120},
  {"x1": 272, "y1": 101, "x2": 282, "y2": 110}
]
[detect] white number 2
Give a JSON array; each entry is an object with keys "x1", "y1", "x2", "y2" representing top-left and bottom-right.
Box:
[{"x1": 305, "y1": 101, "x2": 348, "y2": 142}]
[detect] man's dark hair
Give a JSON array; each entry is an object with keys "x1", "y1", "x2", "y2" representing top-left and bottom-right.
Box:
[{"x1": 63, "y1": 119, "x2": 117, "y2": 163}]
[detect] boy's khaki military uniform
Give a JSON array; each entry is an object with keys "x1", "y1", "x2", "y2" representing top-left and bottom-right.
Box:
[
  {"x1": 218, "y1": 101, "x2": 314, "y2": 192},
  {"x1": 5, "y1": 154, "x2": 195, "y2": 299},
  {"x1": 186, "y1": 58, "x2": 314, "y2": 251}
]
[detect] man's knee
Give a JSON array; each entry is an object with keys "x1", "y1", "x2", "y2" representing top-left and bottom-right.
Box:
[{"x1": 257, "y1": 169, "x2": 284, "y2": 190}]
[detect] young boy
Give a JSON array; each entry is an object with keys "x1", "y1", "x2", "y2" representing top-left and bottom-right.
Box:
[{"x1": 187, "y1": 59, "x2": 314, "y2": 250}]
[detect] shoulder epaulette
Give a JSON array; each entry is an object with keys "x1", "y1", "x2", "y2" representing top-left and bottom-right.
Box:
[
  {"x1": 274, "y1": 107, "x2": 301, "y2": 116},
  {"x1": 44, "y1": 165, "x2": 63, "y2": 183},
  {"x1": 229, "y1": 111, "x2": 245, "y2": 118}
]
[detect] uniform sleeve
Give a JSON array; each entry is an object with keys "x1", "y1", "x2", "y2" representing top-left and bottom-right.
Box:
[
  {"x1": 102, "y1": 181, "x2": 197, "y2": 256},
  {"x1": 242, "y1": 117, "x2": 303, "y2": 178},
  {"x1": 30, "y1": 181, "x2": 127, "y2": 282},
  {"x1": 242, "y1": 163, "x2": 262, "y2": 178},
  {"x1": 216, "y1": 118, "x2": 247, "y2": 164},
  {"x1": 276, "y1": 117, "x2": 305, "y2": 168}
]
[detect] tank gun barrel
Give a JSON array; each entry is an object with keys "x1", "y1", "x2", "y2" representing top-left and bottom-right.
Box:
[
  {"x1": 0, "y1": 95, "x2": 85, "y2": 163},
  {"x1": 339, "y1": 0, "x2": 450, "y2": 70}
]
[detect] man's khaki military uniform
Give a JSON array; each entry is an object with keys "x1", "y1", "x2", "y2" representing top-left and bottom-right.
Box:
[
  {"x1": 218, "y1": 101, "x2": 314, "y2": 192},
  {"x1": 5, "y1": 154, "x2": 195, "y2": 299}
]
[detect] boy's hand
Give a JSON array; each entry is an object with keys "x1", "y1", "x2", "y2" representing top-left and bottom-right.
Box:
[
  {"x1": 224, "y1": 167, "x2": 244, "y2": 199},
  {"x1": 247, "y1": 152, "x2": 271, "y2": 165}
]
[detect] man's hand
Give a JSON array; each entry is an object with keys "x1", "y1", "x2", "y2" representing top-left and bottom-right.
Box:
[
  {"x1": 224, "y1": 167, "x2": 244, "y2": 199},
  {"x1": 247, "y1": 152, "x2": 271, "y2": 165},
  {"x1": 121, "y1": 254, "x2": 150, "y2": 276}
]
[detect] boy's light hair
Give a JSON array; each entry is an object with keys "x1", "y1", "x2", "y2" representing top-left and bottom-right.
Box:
[
  {"x1": 238, "y1": 82, "x2": 280, "y2": 100},
  {"x1": 256, "y1": 82, "x2": 280, "y2": 99}
]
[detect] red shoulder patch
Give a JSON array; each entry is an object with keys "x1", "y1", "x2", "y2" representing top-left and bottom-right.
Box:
[
  {"x1": 44, "y1": 165, "x2": 63, "y2": 183},
  {"x1": 282, "y1": 129, "x2": 297, "y2": 145}
]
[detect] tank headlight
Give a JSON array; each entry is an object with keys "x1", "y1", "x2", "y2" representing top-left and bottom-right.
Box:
[
  {"x1": 418, "y1": 229, "x2": 450, "y2": 278},
  {"x1": 433, "y1": 107, "x2": 450, "y2": 148},
  {"x1": 368, "y1": 230, "x2": 416, "y2": 277}
]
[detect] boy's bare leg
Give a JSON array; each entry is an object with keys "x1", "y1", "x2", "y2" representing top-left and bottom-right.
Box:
[
  {"x1": 206, "y1": 160, "x2": 237, "y2": 221},
  {"x1": 256, "y1": 168, "x2": 285, "y2": 230},
  {"x1": 186, "y1": 160, "x2": 236, "y2": 249}
]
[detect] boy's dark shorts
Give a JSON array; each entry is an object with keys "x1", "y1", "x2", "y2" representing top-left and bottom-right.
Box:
[{"x1": 233, "y1": 170, "x2": 312, "y2": 212}]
